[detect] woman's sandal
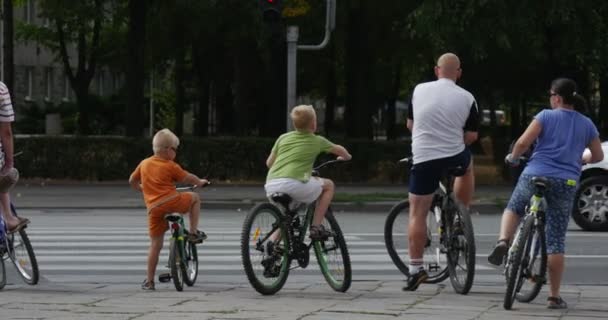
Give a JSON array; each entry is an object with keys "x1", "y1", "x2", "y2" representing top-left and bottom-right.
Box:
[
  {"x1": 547, "y1": 296, "x2": 567, "y2": 309},
  {"x1": 8, "y1": 217, "x2": 30, "y2": 233}
]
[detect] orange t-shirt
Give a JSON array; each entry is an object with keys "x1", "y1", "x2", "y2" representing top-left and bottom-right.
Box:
[{"x1": 130, "y1": 156, "x2": 189, "y2": 208}]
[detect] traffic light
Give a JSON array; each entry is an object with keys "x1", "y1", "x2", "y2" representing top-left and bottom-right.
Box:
[{"x1": 259, "y1": 0, "x2": 283, "y2": 22}]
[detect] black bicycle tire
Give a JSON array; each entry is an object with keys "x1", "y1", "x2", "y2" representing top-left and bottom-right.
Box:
[
  {"x1": 515, "y1": 220, "x2": 547, "y2": 303},
  {"x1": 11, "y1": 229, "x2": 39, "y2": 285},
  {"x1": 183, "y1": 241, "x2": 198, "y2": 286},
  {"x1": 314, "y1": 208, "x2": 352, "y2": 292},
  {"x1": 446, "y1": 201, "x2": 476, "y2": 295},
  {"x1": 384, "y1": 200, "x2": 449, "y2": 283},
  {"x1": 169, "y1": 239, "x2": 184, "y2": 291},
  {"x1": 241, "y1": 202, "x2": 290, "y2": 295},
  {"x1": 504, "y1": 216, "x2": 534, "y2": 310},
  {"x1": 0, "y1": 251, "x2": 6, "y2": 289}
]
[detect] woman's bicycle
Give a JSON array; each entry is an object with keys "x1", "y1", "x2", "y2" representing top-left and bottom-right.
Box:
[
  {"x1": 503, "y1": 176, "x2": 548, "y2": 310},
  {"x1": 241, "y1": 159, "x2": 351, "y2": 295},
  {"x1": 158, "y1": 185, "x2": 208, "y2": 291},
  {"x1": 384, "y1": 157, "x2": 476, "y2": 294},
  {"x1": 0, "y1": 203, "x2": 39, "y2": 289}
]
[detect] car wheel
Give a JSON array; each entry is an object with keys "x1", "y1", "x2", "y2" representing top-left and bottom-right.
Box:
[{"x1": 572, "y1": 175, "x2": 608, "y2": 231}]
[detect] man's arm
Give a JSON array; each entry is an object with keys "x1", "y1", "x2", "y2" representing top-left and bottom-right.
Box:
[{"x1": 463, "y1": 101, "x2": 480, "y2": 145}]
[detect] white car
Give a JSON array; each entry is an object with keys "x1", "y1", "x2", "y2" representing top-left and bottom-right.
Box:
[{"x1": 573, "y1": 141, "x2": 608, "y2": 231}]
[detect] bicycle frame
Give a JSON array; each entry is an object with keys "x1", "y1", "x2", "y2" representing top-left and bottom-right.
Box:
[{"x1": 506, "y1": 193, "x2": 546, "y2": 273}]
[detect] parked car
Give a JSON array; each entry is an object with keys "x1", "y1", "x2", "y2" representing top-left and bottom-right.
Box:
[
  {"x1": 481, "y1": 109, "x2": 506, "y2": 126},
  {"x1": 573, "y1": 141, "x2": 608, "y2": 231}
]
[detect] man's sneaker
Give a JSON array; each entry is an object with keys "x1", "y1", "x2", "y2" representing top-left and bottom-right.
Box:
[
  {"x1": 309, "y1": 225, "x2": 331, "y2": 241},
  {"x1": 402, "y1": 270, "x2": 428, "y2": 291},
  {"x1": 141, "y1": 279, "x2": 155, "y2": 291},
  {"x1": 487, "y1": 240, "x2": 509, "y2": 266},
  {"x1": 187, "y1": 230, "x2": 207, "y2": 244}
]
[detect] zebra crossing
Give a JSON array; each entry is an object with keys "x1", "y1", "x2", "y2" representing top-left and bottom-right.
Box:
[{"x1": 24, "y1": 226, "x2": 499, "y2": 282}]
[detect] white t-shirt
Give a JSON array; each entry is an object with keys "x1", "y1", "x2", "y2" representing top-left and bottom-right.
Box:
[
  {"x1": 0, "y1": 82, "x2": 14, "y2": 165},
  {"x1": 409, "y1": 78, "x2": 478, "y2": 164}
]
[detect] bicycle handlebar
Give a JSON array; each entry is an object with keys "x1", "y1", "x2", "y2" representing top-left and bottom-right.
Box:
[
  {"x1": 176, "y1": 181, "x2": 211, "y2": 192},
  {"x1": 313, "y1": 159, "x2": 347, "y2": 171}
]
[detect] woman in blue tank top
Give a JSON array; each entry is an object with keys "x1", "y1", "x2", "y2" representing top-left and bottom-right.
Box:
[{"x1": 487, "y1": 78, "x2": 604, "y2": 309}]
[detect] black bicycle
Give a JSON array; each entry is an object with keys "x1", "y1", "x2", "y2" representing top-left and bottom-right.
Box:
[
  {"x1": 503, "y1": 176, "x2": 548, "y2": 310},
  {"x1": 384, "y1": 157, "x2": 476, "y2": 294},
  {"x1": 241, "y1": 159, "x2": 351, "y2": 295},
  {"x1": 0, "y1": 203, "x2": 39, "y2": 289}
]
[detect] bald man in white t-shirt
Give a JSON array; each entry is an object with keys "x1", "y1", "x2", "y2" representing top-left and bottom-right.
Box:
[{"x1": 403, "y1": 53, "x2": 479, "y2": 291}]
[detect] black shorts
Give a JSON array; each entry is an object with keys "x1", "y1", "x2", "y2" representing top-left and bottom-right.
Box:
[{"x1": 408, "y1": 149, "x2": 471, "y2": 195}]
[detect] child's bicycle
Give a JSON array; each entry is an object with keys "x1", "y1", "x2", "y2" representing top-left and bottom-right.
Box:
[
  {"x1": 384, "y1": 157, "x2": 476, "y2": 294},
  {"x1": 502, "y1": 174, "x2": 548, "y2": 310},
  {"x1": 0, "y1": 203, "x2": 39, "y2": 289},
  {"x1": 241, "y1": 159, "x2": 351, "y2": 295},
  {"x1": 158, "y1": 184, "x2": 208, "y2": 291}
]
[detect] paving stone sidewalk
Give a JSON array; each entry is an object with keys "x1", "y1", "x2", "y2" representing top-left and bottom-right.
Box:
[{"x1": 1, "y1": 280, "x2": 605, "y2": 320}]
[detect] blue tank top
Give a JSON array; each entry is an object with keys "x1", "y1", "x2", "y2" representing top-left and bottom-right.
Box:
[{"x1": 523, "y1": 108, "x2": 598, "y2": 182}]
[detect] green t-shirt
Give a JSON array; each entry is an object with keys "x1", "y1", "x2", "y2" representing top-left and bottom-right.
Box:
[{"x1": 266, "y1": 131, "x2": 334, "y2": 182}]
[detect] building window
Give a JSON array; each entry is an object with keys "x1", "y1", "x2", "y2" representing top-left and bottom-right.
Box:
[
  {"x1": 25, "y1": 68, "x2": 33, "y2": 101},
  {"x1": 24, "y1": 0, "x2": 35, "y2": 23},
  {"x1": 63, "y1": 75, "x2": 71, "y2": 102},
  {"x1": 45, "y1": 67, "x2": 53, "y2": 102},
  {"x1": 97, "y1": 71, "x2": 104, "y2": 96}
]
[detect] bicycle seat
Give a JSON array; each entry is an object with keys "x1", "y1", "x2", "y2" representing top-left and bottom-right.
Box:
[
  {"x1": 531, "y1": 176, "x2": 549, "y2": 189},
  {"x1": 446, "y1": 166, "x2": 466, "y2": 177},
  {"x1": 164, "y1": 214, "x2": 181, "y2": 222},
  {"x1": 270, "y1": 193, "x2": 293, "y2": 211}
]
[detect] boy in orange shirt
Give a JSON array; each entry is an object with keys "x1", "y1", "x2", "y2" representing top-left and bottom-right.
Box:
[{"x1": 129, "y1": 128, "x2": 208, "y2": 290}]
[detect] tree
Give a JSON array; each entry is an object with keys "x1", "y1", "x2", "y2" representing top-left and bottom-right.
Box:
[
  {"x1": 17, "y1": 0, "x2": 114, "y2": 134},
  {"x1": 125, "y1": 0, "x2": 147, "y2": 137},
  {"x1": 2, "y1": 0, "x2": 18, "y2": 97}
]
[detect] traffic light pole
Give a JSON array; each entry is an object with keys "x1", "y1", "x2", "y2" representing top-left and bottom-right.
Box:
[{"x1": 285, "y1": 0, "x2": 336, "y2": 131}]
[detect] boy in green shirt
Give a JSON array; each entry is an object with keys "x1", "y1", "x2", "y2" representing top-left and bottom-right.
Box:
[{"x1": 265, "y1": 105, "x2": 351, "y2": 239}]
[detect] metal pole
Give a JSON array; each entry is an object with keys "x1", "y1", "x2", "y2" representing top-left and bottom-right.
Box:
[
  {"x1": 1, "y1": 0, "x2": 3, "y2": 82},
  {"x1": 149, "y1": 72, "x2": 154, "y2": 137},
  {"x1": 286, "y1": 26, "x2": 299, "y2": 132},
  {"x1": 298, "y1": 0, "x2": 334, "y2": 51}
]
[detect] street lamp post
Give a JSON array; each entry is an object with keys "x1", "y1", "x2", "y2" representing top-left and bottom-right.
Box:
[{"x1": 285, "y1": 0, "x2": 335, "y2": 131}]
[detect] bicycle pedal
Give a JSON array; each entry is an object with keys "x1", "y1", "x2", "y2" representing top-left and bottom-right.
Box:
[{"x1": 158, "y1": 273, "x2": 171, "y2": 283}]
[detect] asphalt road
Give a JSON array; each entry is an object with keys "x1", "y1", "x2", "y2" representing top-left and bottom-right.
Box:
[{"x1": 5, "y1": 208, "x2": 608, "y2": 287}]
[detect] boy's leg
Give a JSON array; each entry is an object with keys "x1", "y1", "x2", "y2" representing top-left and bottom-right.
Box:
[
  {"x1": 312, "y1": 178, "x2": 334, "y2": 226},
  {"x1": 1, "y1": 192, "x2": 23, "y2": 229},
  {"x1": 188, "y1": 192, "x2": 201, "y2": 234},
  {"x1": 147, "y1": 236, "x2": 163, "y2": 283}
]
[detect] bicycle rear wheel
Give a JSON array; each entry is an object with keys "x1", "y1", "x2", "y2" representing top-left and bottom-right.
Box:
[
  {"x1": 8, "y1": 228, "x2": 39, "y2": 285},
  {"x1": 504, "y1": 216, "x2": 534, "y2": 310},
  {"x1": 384, "y1": 200, "x2": 449, "y2": 283},
  {"x1": 241, "y1": 203, "x2": 290, "y2": 295},
  {"x1": 515, "y1": 223, "x2": 547, "y2": 303},
  {"x1": 314, "y1": 208, "x2": 351, "y2": 292},
  {"x1": 183, "y1": 241, "x2": 198, "y2": 286},
  {"x1": 169, "y1": 239, "x2": 185, "y2": 291},
  {"x1": 446, "y1": 201, "x2": 476, "y2": 294}
]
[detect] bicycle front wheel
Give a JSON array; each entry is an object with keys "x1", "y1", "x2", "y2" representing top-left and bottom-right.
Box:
[
  {"x1": 8, "y1": 228, "x2": 39, "y2": 285},
  {"x1": 515, "y1": 222, "x2": 547, "y2": 303},
  {"x1": 504, "y1": 215, "x2": 534, "y2": 310},
  {"x1": 314, "y1": 208, "x2": 351, "y2": 292},
  {"x1": 241, "y1": 203, "x2": 290, "y2": 295},
  {"x1": 446, "y1": 201, "x2": 476, "y2": 295},
  {"x1": 0, "y1": 249, "x2": 6, "y2": 289},
  {"x1": 169, "y1": 239, "x2": 185, "y2": 291},
  {"x1": 183, "y1": 241, "x2": 198, "y2": 287},
  {"x1": 384, "y1": 200, "x2": 449, "y2": 283}
]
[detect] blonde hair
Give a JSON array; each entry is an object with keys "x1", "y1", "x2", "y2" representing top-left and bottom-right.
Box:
[
  {"x1": 152, "y1": 128, "x2": 180, "y2": 153},
  {"x1": 291, "y1": 105, "x2": 316, "y2": 131}
]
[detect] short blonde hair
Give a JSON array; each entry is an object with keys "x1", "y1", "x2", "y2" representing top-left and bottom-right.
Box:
[
  {"x1": 152, "y1": 128, "x2": 180, "y2": 153},
  {"x1": 291, "y1": 105, "x2": 316, "y2": 131}
]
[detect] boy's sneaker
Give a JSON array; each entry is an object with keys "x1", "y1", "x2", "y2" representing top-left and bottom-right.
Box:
[
  {"x1": 402, "y1": 270, "x2": 428, "y2": 291},
  {"x1": 187, "y1": 230, "x2": 207, "y2": 244},
  {"x1": 309, "y1": 225, "x2": 331, "y2": 241},
  {"x1": 141, "y1": 279, "x2": 155, "y2": 291},
  {"x1": 261, "y1": 241, "x2": 280, "y2": 278},
  {"x1": 488, "y1": 240, "x2": 509, "y2": 266}
]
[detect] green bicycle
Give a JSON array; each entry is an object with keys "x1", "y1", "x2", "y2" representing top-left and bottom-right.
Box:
[{"x1": 241, "y1": 159, "x2": 352, "y2": 295}]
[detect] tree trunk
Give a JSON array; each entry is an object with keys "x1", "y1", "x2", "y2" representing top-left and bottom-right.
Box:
[
  {"x1": 2, "y1": 0, "x2": 14, "y2": 97},
  {"x1": 192, "y1": 44, "x2": 209, "y2": 137},
  {"x1": 75, "y1": 85, "x2": 90, "y2": 135},
  {"x1": 174, "y1": 33, "x2": 186, "y2": 136},
  {"x1": 600, "y1": 73, "x2": 608, "y2": 139},
  {"x1": 345, "y1": 2, "x2": 373, "y2": 139},
  {"x1": 125, "y1": 0, "x2": 147, "y2": 137},
  {"x1": 385, "y1": 60, "x2": 402, "y2": 140},
  {"x1": 324, "y1": 41, "x2": 336, "y2": 137}
]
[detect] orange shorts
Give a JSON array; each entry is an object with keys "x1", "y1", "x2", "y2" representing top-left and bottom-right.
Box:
[{"x1": 148, "y1": 193, "x2": 194, "y2": 237}]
